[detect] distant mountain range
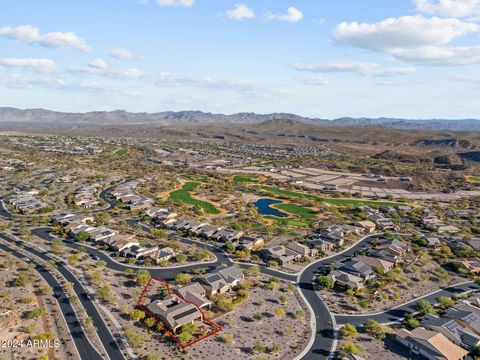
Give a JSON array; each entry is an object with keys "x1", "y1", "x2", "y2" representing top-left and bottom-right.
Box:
[{"x1": 0, "y1": 107, "x2": 479, "y2": 132}]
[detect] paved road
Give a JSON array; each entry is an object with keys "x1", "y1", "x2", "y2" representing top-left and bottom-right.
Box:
[
  {"x1": 297, "y1": 233, "x2": 384, "y2": 359},
  {"x1": 33, "y1": 225, "x2": 297, "y2": 283},
  {"x1": 0, "y1": 197, "x2": 12, "y2": 219},
  {"x1": 0, "y1": 236, "x2": 103, "y2": 360},
  {"x1": 334, "y1": 281, "x2": 480, "y2": 326},
  {"x1": 34, "y1": 221, "x2": 380, "y2": 360},
  {"x1": 97, "y1": 188, "x2": 116, "y2": 212},
  {"x1": 16, "y1": 190, "x2": 473, "y2": 360},
  {"x1": 0, "y1": 231, "x2": 125, "y2": 360},
  {"x1": 33, "y1": 227, "x2": 217, "y2": 280},
  {"x1": 0, "y1": 186, "x2": 114, "y2": 221},
  {"x1": 133, "y1": 220, "x2": 298, "y2": 280}
]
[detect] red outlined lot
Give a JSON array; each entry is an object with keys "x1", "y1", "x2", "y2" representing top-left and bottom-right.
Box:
[{"x1": 136, "y1": 277, "x2": 222, "y2": 348}]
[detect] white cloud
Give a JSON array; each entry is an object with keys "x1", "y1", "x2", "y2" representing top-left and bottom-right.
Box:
[
  {"x1": 333, "y1": 15, "x2": 478, "y2": 51},
  {"x1": 0, "y1": 58, "x2": 56, "y2": 73},
  {"x1": 66, "y1": 63, "x2": 287, "y2": 97},
  {"x1": 392, "y1": 45, "x2": 480, "y2": 65},
  {"x1": 67, "y1": 66, "x2": 145, "y2": 79},
  {"x1": 0, "y1": 24, "x2": 92, "y2": 52},
  {"x1": 267, "y1": 7, "x2": 304, "y2": 23},
  {"x1": 0, "y1": 71, "x2": 147, "y2": 97},
  {"x1": 297, "y1": 76, "x2": 330, "y2": 86},
  {"x1": 106, "y1": 68, "x2": 146, "y2": 79},
  {"x1": 110, "y1": 48, "x2": 136, "y2": 59},
  {"x1": 89, "y1": 59, "x2": 108, "y2": 69},
  {"x1": 225, "y1": 4, "x2": 255, "y2": 20},
  {"x1": 67, "y1": 66, "x2": 102, "y2": 76},
  {"x1": 449, "y1": 72, "x2": 480, "y2": 84},
  {"x1": 293, "y1": 61, "x2": 416, "y2": 77},
  {"x1": 415, "y1": 0, "x2": 480, "y2": 18},
  {"x1": 156, "y1": 0, "x2": 194, "y2": 7}
]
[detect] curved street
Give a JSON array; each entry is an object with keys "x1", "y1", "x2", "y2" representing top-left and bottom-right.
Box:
[
  {"x1": 334, "y1": 281, "x2": 480, "y2": 326},
  {"x1": 0, "y1": 231, "x2": 126, "y2": 360},
  {"x1": 296, "y1": 233, "x2": 384, "y2": 359},
  {"x1": 2, "y1": 194, "x2": 478, "y2": 360},
  {"x1": 0, "y1": 237, "x2": 103, "y2": 360},
  {"x1": 32, "y1": 225, "x2": 297, "y2": 282}
]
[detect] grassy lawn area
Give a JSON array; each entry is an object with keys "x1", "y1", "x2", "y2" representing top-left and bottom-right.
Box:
[
  {"x1": 254, "y1": 185, "x2": 404, "y2": 207},
  {"x1": 273, "y1": 203, "x2": 317, "y2": 219},
  {"x1": 169, "y1": 182, "x2": 220, "y2": 214},
  {"x1": 114, "y1": 148, "x2": 128, "y2": 155},
  {"x1": 263, "y1": 216, "x2": 311, "y2": 228},
  {"x1": 182, "y1": 173, "x2": 210, "y2": 183},
  {"x1": 233, "y1": 175, "x2": 260, "y2": 183},
  {"x1": 468, "y1": 176, "x2": 480, "y2": 183}
]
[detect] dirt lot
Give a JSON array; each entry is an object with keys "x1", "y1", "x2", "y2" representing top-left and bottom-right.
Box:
[
  {"x1": 0, "y1": 251, "x2": 73, "y2": 360},
  {"x1": 187, "y1": 276, "x2": 310, "y2": 360},
  {"x1": 92, "y1": 268, "x2": 310, "y2": 360},
  {"x1": 337, "y1": 333, "x2": 406, "y2": 360},
  {"x1": 321, "y1": 257, "x2": 468, "y2": 314}
]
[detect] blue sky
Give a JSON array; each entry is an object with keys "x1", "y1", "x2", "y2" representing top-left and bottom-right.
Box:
[{"x1": 1, "y1": 0, "x2": 480, "y2": 119}]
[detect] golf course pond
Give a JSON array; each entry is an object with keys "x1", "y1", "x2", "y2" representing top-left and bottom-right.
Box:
[{"x1": 253, "y1": 198, "x2": 287, "y2": 217}]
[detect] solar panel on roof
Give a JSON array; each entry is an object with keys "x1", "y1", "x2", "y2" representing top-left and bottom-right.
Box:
[
  {"x1": 172, "y1": 307, "x2": 198, "y2": 321},
  {"x1": 206, "y1": 274, "x2": 223, "y2": 282}
]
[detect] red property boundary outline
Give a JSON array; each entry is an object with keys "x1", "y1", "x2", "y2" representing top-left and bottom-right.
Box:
[{"x1": 136, "y1": 277, "x2": 222, "y2": 348}]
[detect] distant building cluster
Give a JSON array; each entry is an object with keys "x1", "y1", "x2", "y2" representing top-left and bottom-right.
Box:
[
  {"x1": 74, "y1": 185, "x2": 100, "y2": 208},
  {"x1": 7, "y1": 189, "x2": 47, "y2": 213},
  {"x1": 110, "y1": 180, "x2": 154, "y2": 211},
  {"x1": 154, "y1": 212, "x2": 265, "y2": 251},
  {"x1": 53, "y1": 213, "x2": 176, "y2": 263}
]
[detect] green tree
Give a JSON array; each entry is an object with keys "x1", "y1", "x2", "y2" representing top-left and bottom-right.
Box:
[
  {"x1": 253, "y1": 342, "x2": 266, "y2": 353},
  {"x1": 194, "y1": 248, "x2": 210, "y2": 261},
  {"x1": 146, "y1": 355, "x2": 161, "y2": 360},
  {"x1": 177, "y1": 330, "x2": 193, "y2": 344},
  {"x1": 340, "y1": 324, "x2": 358, "y2": 338},
  {"x1": 223, "y1": 333, "x2": 234, "y2": 343},
  {"x1": 15, "y1": 271, "x2": 31, "y2": 286},
  {"x1": 436, "y1": 268, "x2": 449, "y2": 282},
  {"x1": 74, "y1": 231, "x2": 90, "y2": 242},
  {"x1": 417, "y1": 300, "x2": 436, "y2": 315},
  {"x1": 437, "y1": 296, "x2": 455, "y2": 309},
  {"x1": 363, "y1": 319, "x2": 384, "y2": 339},
  {"x1": 175, "y1": 272, "x2": 189, "y2": 285},
  {"x1": 25, "y1": 323, "x2": 36, "y2": 333},
  {"x1": 129, "y1": 309, "x2": 146, "y2": 322},
  {"x1": 136, "y1": 269, "x2": 150, "y2": 286},
  {"x1": 182, "y1": 323, "x2": 197, "y2": 334},
  {"x1": 25, "y1": 308, "x2": 44, "y2": 319},
  {"x1": 149, "y1": 228, "x2": 165, "y2": 237},
  {"x1": 175, "y1": 253, "x2": 188, "y2": 263},
  {"x1": 316, "y1": 275, "x2": 334, "y2": 289},
  {"x1": 341, "y1": 342, "x2": 364, "y2": 355},
  {"x1": 406, "y1": 318, "x2": 420, "y2": 329},
  {"x1": 144, "y1": 317, "x2": 156, "y2": 332},
  {"x1": 271, "y1": 343, "x2": 281, "y2": 353},
  {"x1": 97, "y1": 285, "x2": 111, "y2": 301},
  {"x1": 246, "y1": 266, "x2": 261, "y2": 277},
  {"x1": 124, "y1": 327, "x2": 145, "y2": 348},
  {"x1": 96, "y1": 260, "x2": 107, "y2": 268},
  {"x1": 214, "y1": 294, "x2": 234, "y2": 312}
]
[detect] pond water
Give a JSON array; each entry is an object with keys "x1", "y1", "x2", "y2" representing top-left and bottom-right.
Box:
[{"x1": 253, "y1": 198, "x2": 287, "y2": 217}]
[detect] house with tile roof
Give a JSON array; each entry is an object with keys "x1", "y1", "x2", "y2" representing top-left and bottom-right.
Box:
[{"x1": 395, "y1": 327, "x2": 468, "y2": 360}]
